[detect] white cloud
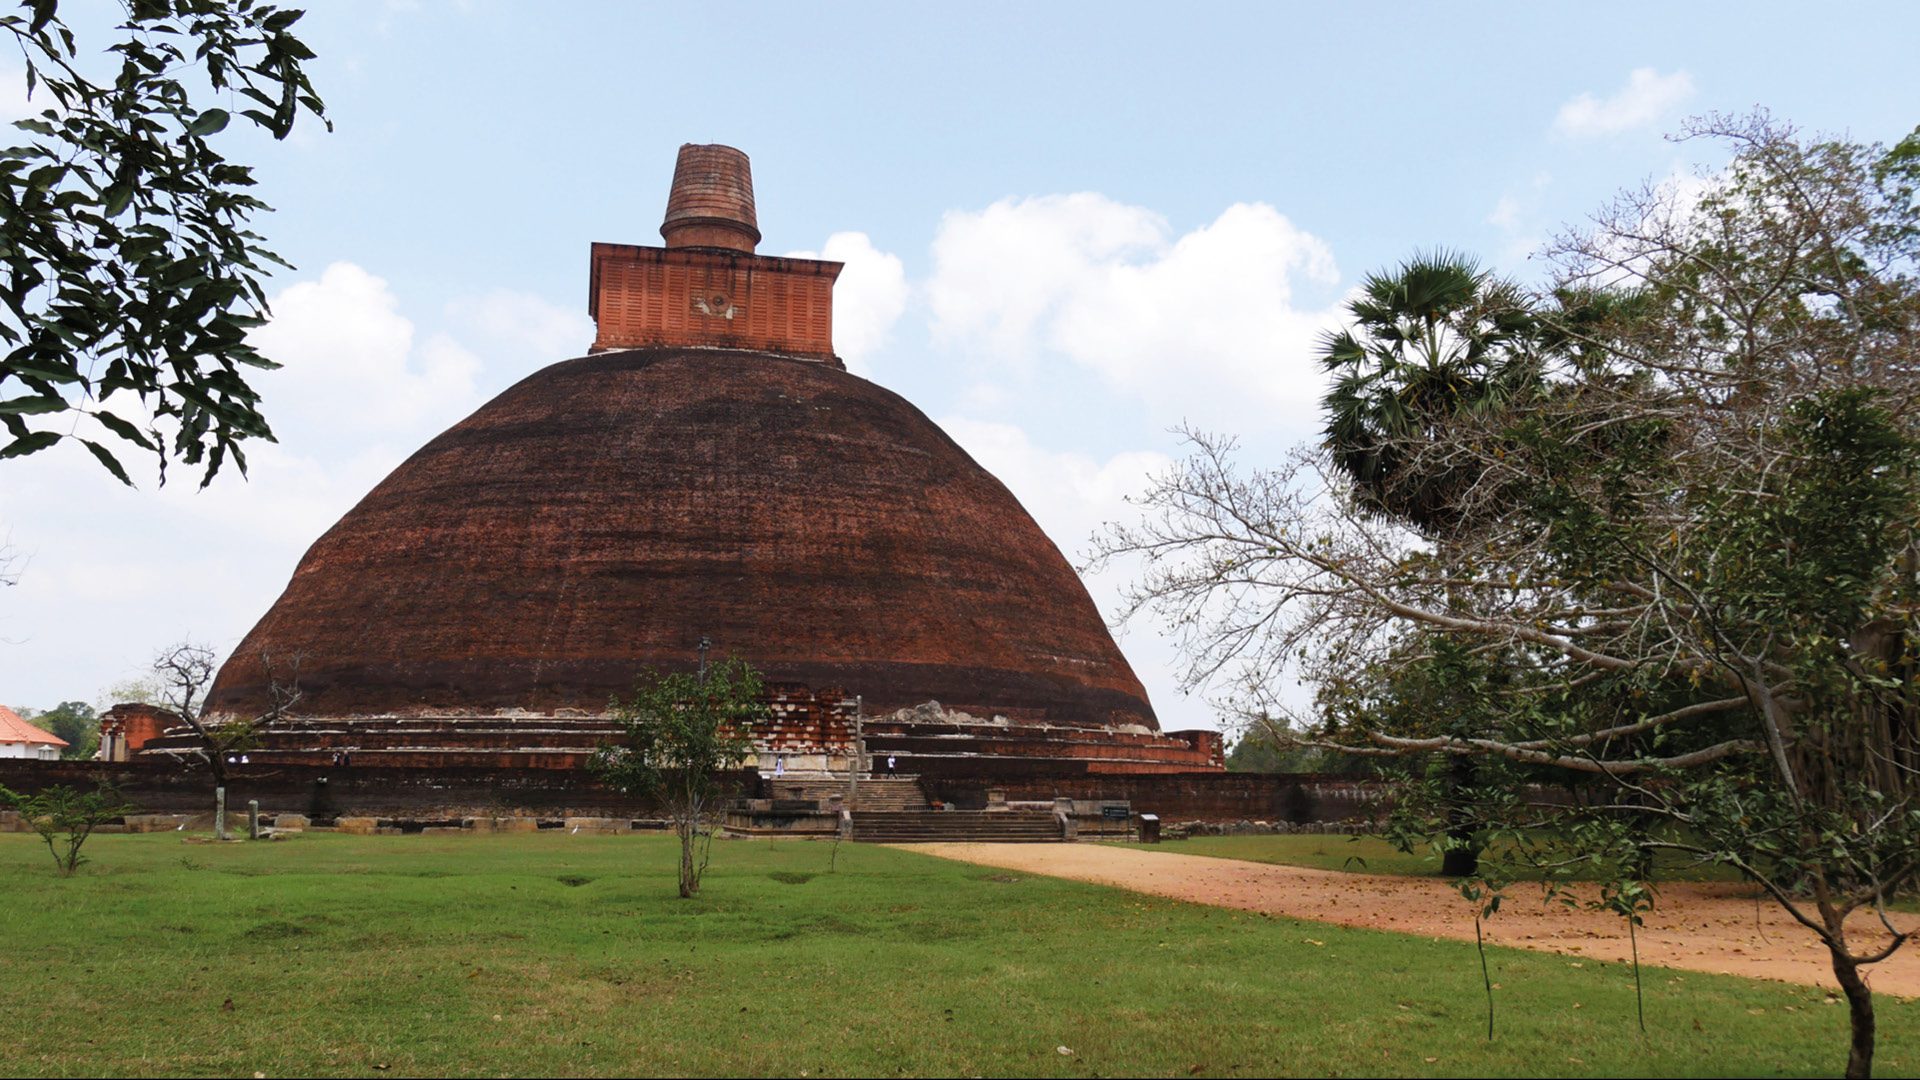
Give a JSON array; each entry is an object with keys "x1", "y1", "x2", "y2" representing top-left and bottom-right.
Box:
[
  {"x1": 1487, "y1": 195, "x2": 1523, "y2": 232},
  {"x1": 1484, "y1": 171, "x2": 1555, "y2": 270},
  {"x1": 928, "y1": 193, "x2": 1344, "y2": 438},
  {"x1": 249, "y1": 262, "x2": 484, "y2": 452},
  {"x1": 784, "y1": 231, "x2": 907, "y2": 375},
  {"x1": 937, "y1": 416, "x2": 1214, "y2": 730},
  {"x1": 0, "y1": 263, "x2": 568, "y2": 711},
  {"x1": 929, "y1": 193, "x2": 1166, "y2": 360},
  {"x1": 924, "y1": 194, "x2": 1352, "y2": 729},
  {"x1": 1565, "y1": 163, "x2": 1728, "y2": 290},
  {"x1": 1656, "y1": 164, "x2": 1720, "y2": 217},
  {"x1": 445, "y1": 288, "x2": 594, "y2": 365},
  {"x1": 1552, "y1": 68, "x2": 1695, "y2": 139},
  {"x1": 940, "y1": 416, "x2": 1170, "y2": 559}
]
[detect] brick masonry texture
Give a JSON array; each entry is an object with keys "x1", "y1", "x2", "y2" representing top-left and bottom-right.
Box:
[
  {"x1": 588, "y1": 244, "x2": 841, "y2": 361},
  {"x1": 659, "y1": 143, "x2": 760, "y2": 252},
  {"x1": 207, "y1": 347, "x2": 1159, "y2": 731},
  {"x1": 0, "y1": 760, "x2": 1392, "y2": 824}
]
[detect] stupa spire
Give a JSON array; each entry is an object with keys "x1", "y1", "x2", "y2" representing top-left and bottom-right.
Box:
[
  {"x1": 587, "y1": 143, "x2": 842, "y2": 363},
  {"x1": 659, "y1": 143, "x2": 761, "y2": 253}
]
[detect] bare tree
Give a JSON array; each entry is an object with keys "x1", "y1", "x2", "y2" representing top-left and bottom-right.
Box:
[
  {"x1": 154, "y1": 641, "x2": 301, "y2": 840},
  {"x1": 0, "y1": 528, "x2": 23, "y2": 588},
  {"x1": 1094, "y1": 114, "x2": 1919, "y2": 1078}
]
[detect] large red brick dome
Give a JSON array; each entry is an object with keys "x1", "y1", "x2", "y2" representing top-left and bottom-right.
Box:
[{"x1": 207, "y1": 347, "x2": 1158, "y2": 729}]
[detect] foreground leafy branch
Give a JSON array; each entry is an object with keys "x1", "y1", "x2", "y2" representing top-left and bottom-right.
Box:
[{"x1": 0, "y1": 0, "x2": 328, "y2": 485}]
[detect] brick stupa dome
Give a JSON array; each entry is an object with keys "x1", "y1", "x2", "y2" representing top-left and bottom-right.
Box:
[
  {"x1": 206, "y1": 346, "x2": 1158, "y2": 728},
  {"x1": 182, "y1": 144, "x2": 1223, "y2": 777}
]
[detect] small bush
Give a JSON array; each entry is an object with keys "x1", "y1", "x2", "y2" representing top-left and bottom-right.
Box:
[{"x1": 1, "y1": 783, "x2": 137, "y2": 875}]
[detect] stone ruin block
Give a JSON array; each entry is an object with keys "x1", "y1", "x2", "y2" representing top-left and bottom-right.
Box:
[
  {"x1": 563, "y1": 816, "x2": 627, "y2": 834},
  {"x1": 466, "y1": 816, "x2": 539, "y2": 833}
]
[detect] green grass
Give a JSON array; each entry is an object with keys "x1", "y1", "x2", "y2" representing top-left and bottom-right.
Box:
[
  {"x1": 1118, "y1": 835, "x2": 1746, "y2": 883},
  {"x1": 1121, "y1": 834, "x2": 1446, "y2": 876},
  {"x1": 1116, "y1": 835, "x2": 1917, "y2": 913},
  {"x1": 2, "y1": 833, "x2": 1911, "y2": 1078}
]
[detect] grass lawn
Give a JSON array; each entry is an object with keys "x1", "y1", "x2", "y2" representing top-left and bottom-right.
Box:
[
  {"x1": 2, "y1": 833, "x2": 1911, "y2": 1078},
  {"x1": 1119, "y1": 835, "x2": 1748, "y2": 883},
  {"x1": 1115, "y1": 835, "x2": 1918, "y2": 913},
  {"x1": 1119, "y1": 834, "x2": 1447, "y2": 877}
]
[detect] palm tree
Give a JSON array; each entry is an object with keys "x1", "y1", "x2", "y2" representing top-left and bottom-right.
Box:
[
  {"x1": 1318, "y1": 251, "x2": 1539, "y2": 535},
  {"x1": 1317, "y1": 252, "x2": 1541, "y2": 877}
]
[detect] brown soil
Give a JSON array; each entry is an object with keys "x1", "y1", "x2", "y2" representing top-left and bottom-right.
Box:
[{"x1": 907, "y1": 842, "x2": 1920, "y2": 998}]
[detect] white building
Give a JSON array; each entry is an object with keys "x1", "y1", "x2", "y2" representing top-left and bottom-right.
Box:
[{"x1": 0, "y1": 705, "x2": 68, "y2": 761}]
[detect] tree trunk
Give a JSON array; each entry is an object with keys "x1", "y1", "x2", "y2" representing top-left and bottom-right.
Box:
[
  {"x1": 1830, "y1": 945, "x2": 1876, "y2": 1079},
  {"x1": 1441, "y1": 843, "x2": 1479, "y2": 877},
  {"x1": 1441, "y1": 754, "x2": 1479, "y2": 877},
  {"x1": 678, "y1": 822, "x2": 698, "y2": 898},
  {"x1": 208, "y1": 750, "x2": 230, "y2": 840}
]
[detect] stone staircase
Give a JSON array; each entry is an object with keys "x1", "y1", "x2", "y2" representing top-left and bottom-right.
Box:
[
  {"x1": 766, "y1": 776, "x2": 929, "y2": 812},
  {"x1": 850, "y1": 810, "x2": 1063, "y2": 843}
]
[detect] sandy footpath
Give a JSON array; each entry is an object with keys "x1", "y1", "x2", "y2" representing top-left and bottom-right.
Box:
[{"x1": 903, "y1": 842, "x2": 1920, "y2": 998}]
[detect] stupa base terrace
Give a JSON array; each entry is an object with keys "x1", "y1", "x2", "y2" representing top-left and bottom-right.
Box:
[
  {"x1": 0, "y1": 758, "x2": 1393, "y2": 839},
  {"x1": 132, "y1": 691, "x2": 1224, "y2": 777}
]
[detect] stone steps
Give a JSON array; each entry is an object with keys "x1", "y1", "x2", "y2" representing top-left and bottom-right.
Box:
[{"x1": 850, "y1": 810, "x2": 1062, "y2": 843}]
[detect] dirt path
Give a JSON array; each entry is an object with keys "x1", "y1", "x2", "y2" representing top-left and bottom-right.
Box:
[{"x1": 906, "y1": 842, "x2": 1920, "y2": 998}]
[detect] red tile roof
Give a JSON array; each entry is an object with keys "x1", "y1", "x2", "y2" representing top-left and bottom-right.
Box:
[{"x1": 0, "y1": 705, "x2": 69, "y2": 747}]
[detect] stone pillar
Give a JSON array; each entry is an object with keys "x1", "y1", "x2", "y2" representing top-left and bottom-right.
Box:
[
  {"x1": 247, "y1": 800, "x2": 261, "y2": 840},
  {"x1": 846, "y1": 695, "x2": 863, "y2": 810}
]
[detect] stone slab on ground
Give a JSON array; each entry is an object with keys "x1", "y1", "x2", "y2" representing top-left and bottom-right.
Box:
[
  {"x1": 466, "y1": 817, "x2": 538, "y2": 833},
  {"x1": 563, "y1": 817, "x2": 627, "y2": 834},
  {"x1": 904, "y1": 842, "x2": 1920, "y2": 998}
]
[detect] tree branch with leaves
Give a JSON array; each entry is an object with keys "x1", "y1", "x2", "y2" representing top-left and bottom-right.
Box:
[
  {"x1": 592, "y1": 657, "x2": 760, "y2": 899},
  {"x1": 1094, "y1": 113, "x2": 1920, "y2": 1079},
  {"x1": 0, "y1": 0, "x2": 328, "y2": 486}
]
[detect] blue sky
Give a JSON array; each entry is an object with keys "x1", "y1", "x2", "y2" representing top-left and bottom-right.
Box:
[{"x1": 4, "y1": 1, "x2": 1917, "y2": 730}]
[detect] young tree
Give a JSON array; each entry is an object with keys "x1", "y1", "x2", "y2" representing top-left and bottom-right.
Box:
[
  {"x1": 1, "y1": 782, "x2": 135, "y2": 875},
  {"x1": 153, "y1": 640, "x2": 300, "y2": 839},
  {"x1": 1095, "y1": 114, "x2": 1918, "y2": 1078},
  {"x1": 593, "y1": 658, "x2": 760, "y2": 898},
  {"x1": 0, "y1": 1, "x2": 328, "y2": 486}
]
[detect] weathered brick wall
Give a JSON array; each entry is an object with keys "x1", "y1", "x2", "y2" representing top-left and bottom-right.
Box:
[
  {"x1": 589, "y1": 245, "x2": 841, "y2": 362},
  {"x1": 0, "y1": 760, "x2": 1562, "y2": 826},
  {"x1": 919, "y1": 772, "x2": 1399, "y2": 823},
  {"x1": 0, "y1": 760, "x2": 757, "y2": 819},
  {"x1": 98, "y1": 703, "x2": 178, "y2": 761},
  {"x1": 759, "y1": 684, "x2": 854, "y2": 755}
]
